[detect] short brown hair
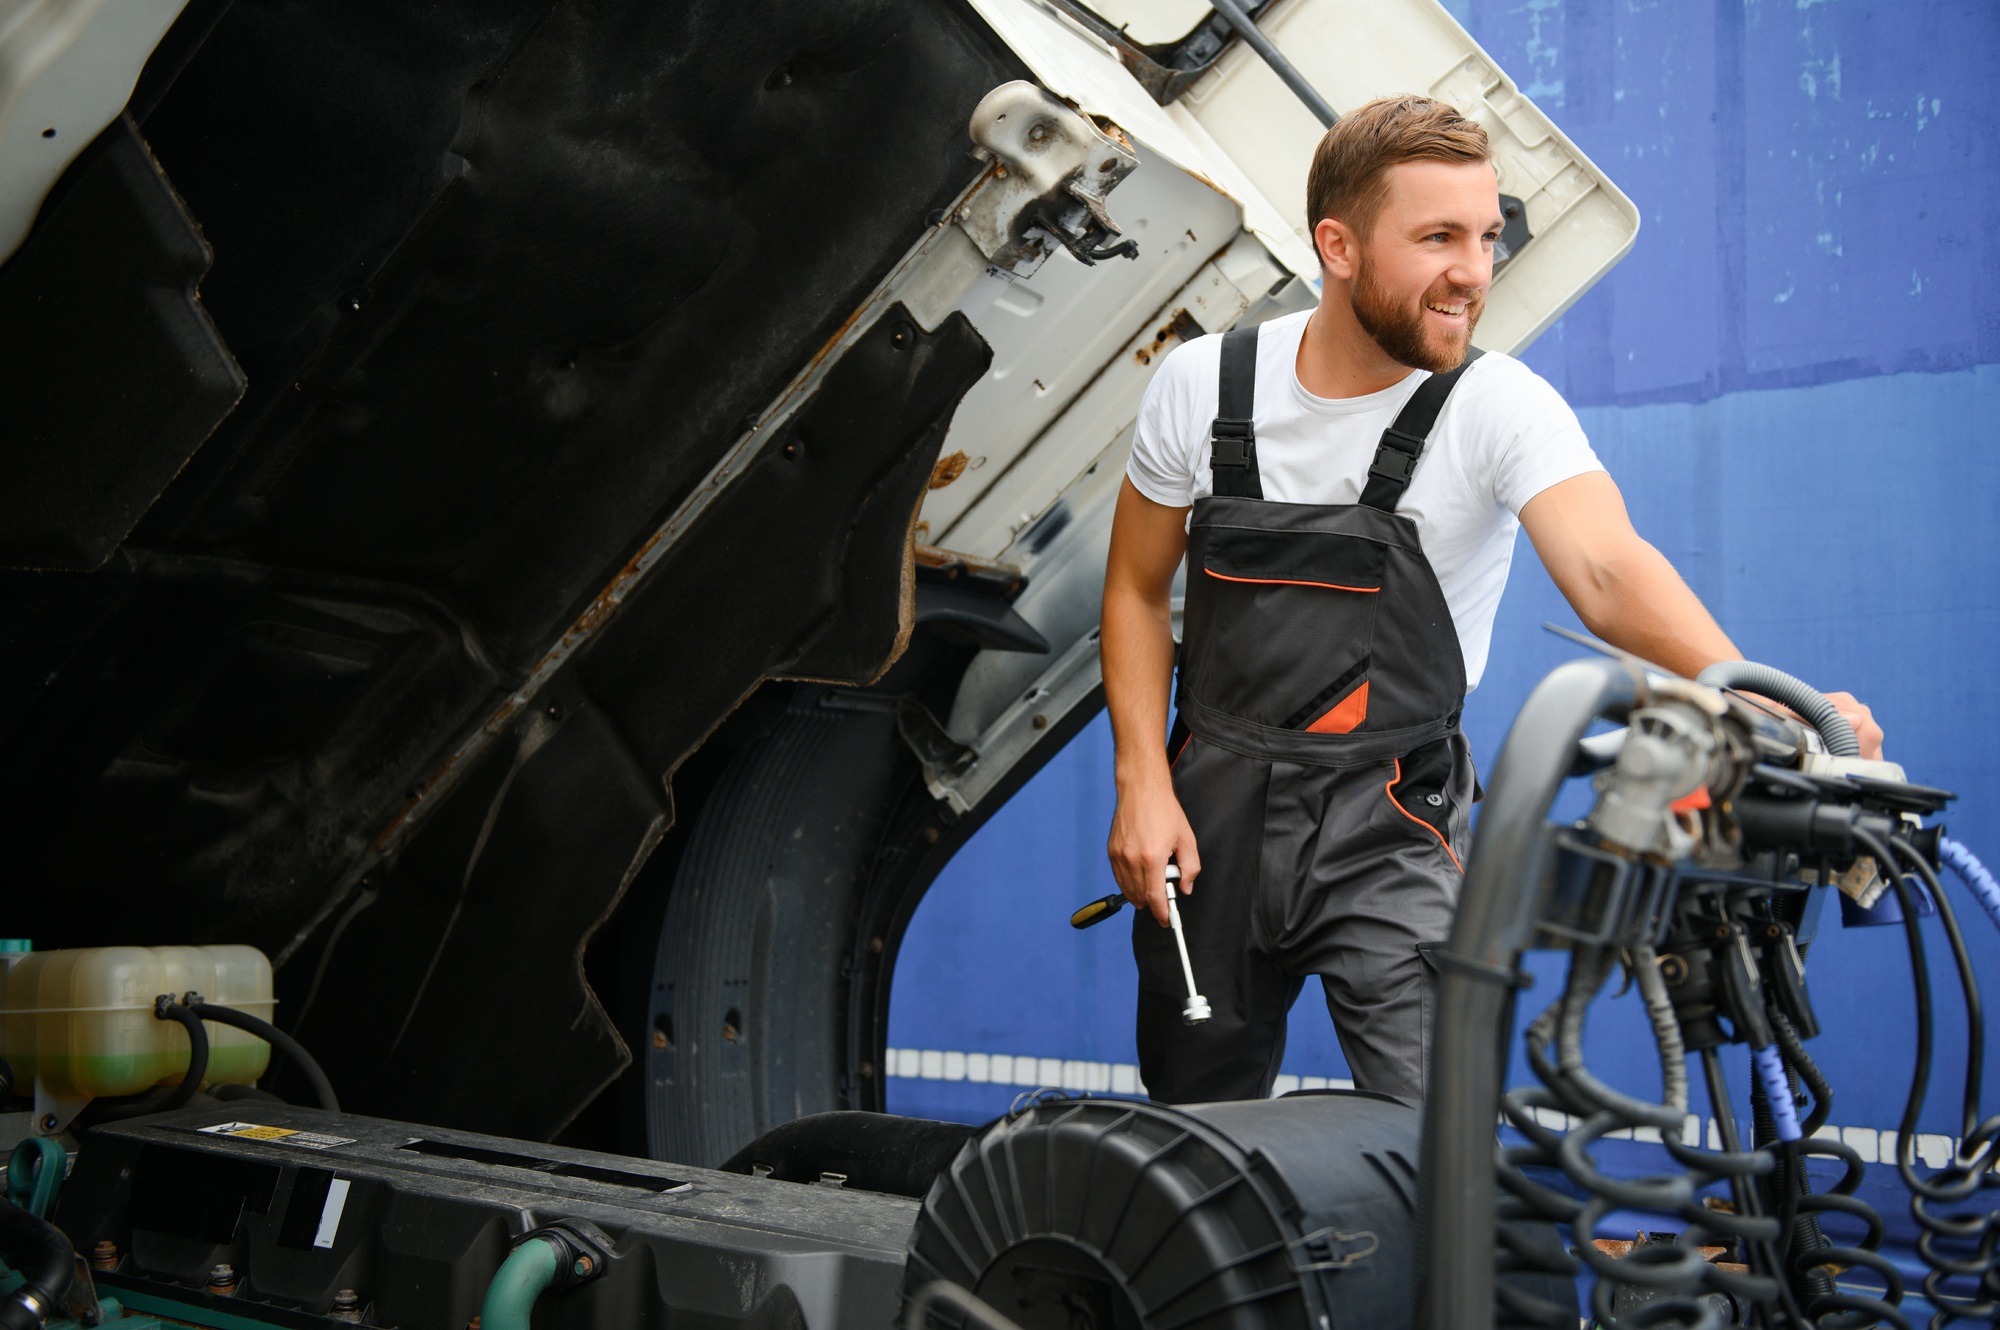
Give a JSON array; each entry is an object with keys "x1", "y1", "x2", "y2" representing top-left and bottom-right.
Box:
[{"x1": 1304, "y1": 96, "x2": 1492, "y2": 242}]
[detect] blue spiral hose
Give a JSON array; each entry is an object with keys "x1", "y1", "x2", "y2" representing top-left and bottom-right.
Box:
[
  {"x1": 1940, "y1": 837, "x2": 2000, "y2": 935},
  {"x1": 1751, "y1": 1044, "x2": 1802, "y2": 1141}
]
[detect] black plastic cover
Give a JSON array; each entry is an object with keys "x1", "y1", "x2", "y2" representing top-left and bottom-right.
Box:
[{"x1": 61, "y1": 1104, "x2": 919, "y2": 1329}]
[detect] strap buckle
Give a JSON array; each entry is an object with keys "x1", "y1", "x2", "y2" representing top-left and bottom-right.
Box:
[
  {"x1": 1367, "y1": 451, "x2": 1415, "y2": 484},
  {"x1": 1210, "y1": 418, "x2": 1255, "y2": 469},
  {"x1": 1366, "y1": 427, "x2": 1427, "y2": 484}
]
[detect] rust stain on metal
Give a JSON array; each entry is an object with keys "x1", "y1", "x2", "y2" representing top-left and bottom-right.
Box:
[
  {"x1": 806, "y1": 300, "x2": 873, "y2": 377},
  {"x1": 1133, "y1": 307, "x2": 1205, "y2": 366},
  {"x1": 916, "y1": 544, "x2": 1024, "y2": 596},
  {"x1": 914, "y1": 543, "x2": 1022, "y2": 582},
  {"x1": 928, "y1": 451, "x2": 970, "y2": 489}
]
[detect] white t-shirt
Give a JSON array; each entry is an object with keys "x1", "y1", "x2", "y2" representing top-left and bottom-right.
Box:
[{"x1": 1127, "y1": 309, "x2": 1602, "y2": 691}]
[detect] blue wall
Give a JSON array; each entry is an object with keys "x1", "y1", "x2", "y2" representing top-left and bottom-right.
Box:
[{"x1": 888, "y1": 0, "x2": 2000, "y2": 1178}]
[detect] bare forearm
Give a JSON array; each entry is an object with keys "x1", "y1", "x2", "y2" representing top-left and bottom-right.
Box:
[
  {"x1": 1573, "y1": 542, "x2": 1739, "y2": 679},
  {"x1": 1101, "y1": 580, "x2": 1177, "y2": 790}
]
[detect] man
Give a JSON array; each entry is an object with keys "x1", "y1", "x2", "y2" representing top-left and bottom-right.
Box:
[{"x1": 1100, "y1": 96, "x2": 1880, "y2": 1105}]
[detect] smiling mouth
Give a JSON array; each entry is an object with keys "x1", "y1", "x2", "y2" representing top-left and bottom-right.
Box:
[{"x1": 1426, "y1": 300, "x2": 1468, "y2": 317}]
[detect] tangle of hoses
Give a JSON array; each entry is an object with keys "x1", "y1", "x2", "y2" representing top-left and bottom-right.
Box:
[
  {"x1": 1492, "y1": 932, "x2": 1909, "y2": 1330},
  {"x1": 1850, "y1": 829, "x2": 2000, "y2": 1328}
]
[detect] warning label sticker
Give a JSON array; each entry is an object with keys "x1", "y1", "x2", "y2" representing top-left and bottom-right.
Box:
[{"x1": 195, "y1": 1121, "x2": 357, "y2": 1150}]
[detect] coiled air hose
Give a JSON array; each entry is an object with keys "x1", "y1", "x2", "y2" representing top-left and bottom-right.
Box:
[
  {"x1": 1694, "y1": 660, "x2": 1860, "y2": 757},
  {"x1": 1751, "y1": 1046, "x2": 1802, "y2": 1142},
  {"x1": 1940, "y1": 837, "x2": 2000, "y2": 936},
  {"x1": 0, "y1": 1194, "x2": 73, "y2": 1330}
]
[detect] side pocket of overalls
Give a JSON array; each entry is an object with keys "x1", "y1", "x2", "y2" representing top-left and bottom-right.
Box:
[{"x1": 1385, "y1": 734, "x2": 1465, "y2": 873}]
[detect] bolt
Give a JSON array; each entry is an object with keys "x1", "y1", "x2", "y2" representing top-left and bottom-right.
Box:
[
  {"x1": 207, "y1": 1263, "x2": 239, "y2": 1294},
  {"x1": 868, "y1": 936, "x2": 885, "y2": 955},
  {"x1": 859, "y1": 1060, "x2": 875, "y2": 1080},
  {"x1": 90, "y1": 1239, "x2": 119, "y2": 1272},
  {"x1": 1658, "y1": 954, "x2": 1689, "y2": 984},
  {"x1": 545, "y1": 701, "x2": 562, "y2": 719},
  {"x1": 922, "y1": 826, "x2": 940, "y2": 844},
  {"x1": 331, "y1": 1289, "x2": 363, "y2": 1322},
  {"x1": 1425, "y1": 793, "x2": 1445, "y2": 807},
  {"x1": 573, "y1": 1255, "x2": 595, "y2": 1277},
  {"x1": 722, "y1": 1022, "x2": 739, "y2": 1043},
  {"x1": 1031, "y1": 713, "x2": 1048, "y2": 730},
  {"x1": 652, "y1": 1029, "x2": 668, "y2": 1051},
  {"x1": 38, "y1": 1113, "x2": 57, "y2": 1132}
]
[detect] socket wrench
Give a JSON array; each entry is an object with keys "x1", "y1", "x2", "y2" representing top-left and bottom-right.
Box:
[{"x1": 1164, "y1": 863, "x2": 1211, "y2": 1025}]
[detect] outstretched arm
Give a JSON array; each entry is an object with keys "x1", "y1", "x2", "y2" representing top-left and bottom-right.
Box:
[
  {"x1": 1102, "y1": 478, "x2": 1201, "y2": 926},
  {"x1": 1520, "y1": 471, "x2": 1883, "y2": 757}
]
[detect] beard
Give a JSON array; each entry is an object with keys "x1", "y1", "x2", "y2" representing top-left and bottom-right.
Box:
[{"x1": 1350, "y1": 258, "x2": 1483, "y2": 373}]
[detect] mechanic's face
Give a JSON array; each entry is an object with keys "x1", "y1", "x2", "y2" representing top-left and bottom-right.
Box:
[{"x1": 1324, "y1": 160, "x2": 1503, "y2": 373}]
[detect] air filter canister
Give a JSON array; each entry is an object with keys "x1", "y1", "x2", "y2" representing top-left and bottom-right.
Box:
[{"x1": 902, "y1": 1090, "x2": 1563, "y2": 1330}]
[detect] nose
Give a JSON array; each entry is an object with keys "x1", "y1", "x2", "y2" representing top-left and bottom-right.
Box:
[{"x1": 1448, "y1": 236, "x2": 1491, "y2": 292}]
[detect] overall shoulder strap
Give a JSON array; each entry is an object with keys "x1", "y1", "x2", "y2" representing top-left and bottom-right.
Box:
[
  {"x1": 1208, "y1": 324, "x2": 1262, "y2": 499},
  {"x1": 1359, "y1": 347, "x2": 1485, "y2": 512}
]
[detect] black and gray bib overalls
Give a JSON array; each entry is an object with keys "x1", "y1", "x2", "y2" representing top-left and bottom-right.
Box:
[{"x1": 1133, "y1": 323, "x2": 1482, "y2": 1105}]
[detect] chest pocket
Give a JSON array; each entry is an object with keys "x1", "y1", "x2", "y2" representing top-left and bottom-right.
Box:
[
  {"x1": 1202, "y1": 525, "x2": 1386, "y2": 592},
  {"x1": 1191, "y1": 525, "x2": 1386, "y2": 732}
]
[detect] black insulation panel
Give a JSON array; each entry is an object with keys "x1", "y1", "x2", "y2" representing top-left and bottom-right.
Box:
[{"x1": 0, "y1": 117, "x2": 243, "y2": 571}]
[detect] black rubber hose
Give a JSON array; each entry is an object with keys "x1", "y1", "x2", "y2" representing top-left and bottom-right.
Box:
[
  {"x1": 1694, "y1": 660, "x2": 1860, "y2": 757},
  {"x1": 186, "y1": 1000, "x2": 339, "y2": 1112},
  {"x1": 1204, "y1": 0, "x2": 1339, "y2": 127},
  {"x1": 152, "y1": 996, "x2": 210, "y2": 1113},
  {"x1": 1890, "y1": 837, "x2": 1983, "y2": 1141},
  {"x1": 0, "y1": 1194, "x2": 74, "y2": 1330},
  {"x1": 1418, "y1": 655, "x2": 1640, "y2": 1330},
  {"x1": 1769, "y1": 1012, "x2": 1833, "y2": 1138}
]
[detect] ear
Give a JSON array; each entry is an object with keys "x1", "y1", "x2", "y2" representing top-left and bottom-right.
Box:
[{"x1": 1314, "y1": 216, "x2": 1360, "y2": 283}]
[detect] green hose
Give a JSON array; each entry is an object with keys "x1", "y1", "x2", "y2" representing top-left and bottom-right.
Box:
[
  {"x1": 480, "y1": 1236, "x2": 561, "y2": 1330},
  {"x1": 5, "y1": 1139, "x2": 64, "y2": 1219}
]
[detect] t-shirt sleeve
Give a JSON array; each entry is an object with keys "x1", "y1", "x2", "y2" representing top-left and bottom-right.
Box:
[
  {"x1": 1483, "y1": 361, "x2": 1605, "y2": 515},
  {"x1": 1125, "y1": 340, "x2": 1206, "y2": 508}
]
